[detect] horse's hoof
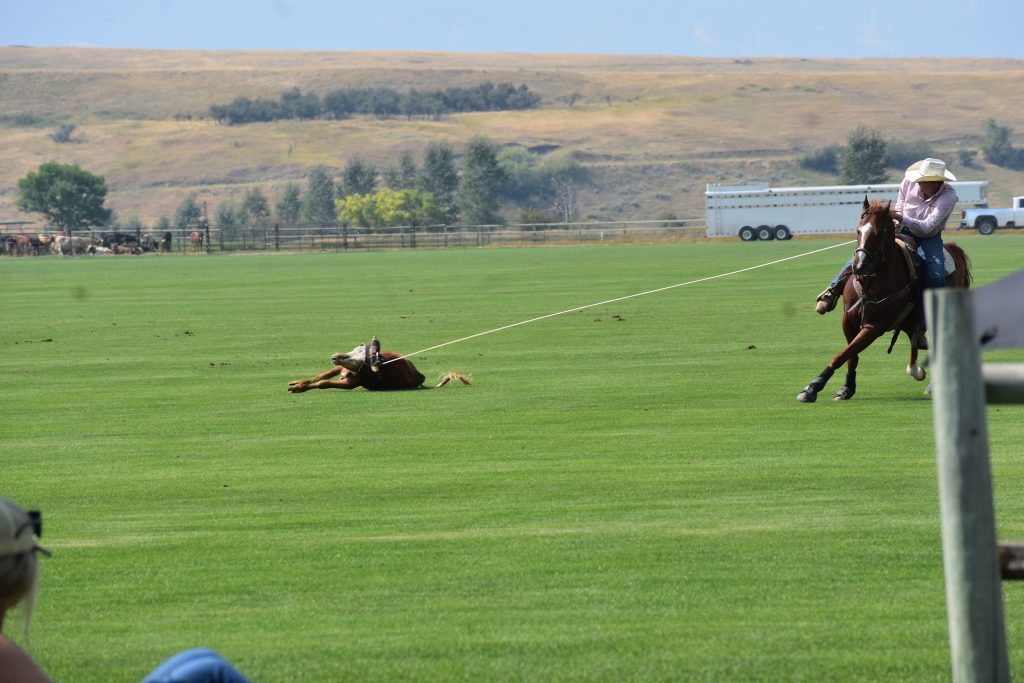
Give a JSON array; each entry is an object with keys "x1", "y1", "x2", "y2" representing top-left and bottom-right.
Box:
[
  {"x1": 907, "y1": 364, "x2": 926, "y2": 381},
  {"x1": 832, "y1": 388, "x2": 854, "y2": 401},
  {"x1": 797, "y1": 390, "x2": 817, "y2": 403}
]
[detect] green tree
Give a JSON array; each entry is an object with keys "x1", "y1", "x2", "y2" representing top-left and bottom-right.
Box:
[
  {"x1": 275, "y1": 182, "x2": 302, "y2": 224},
  {"x1": 383, "y1": 151, "x2": 418, "y2": 189},
  {"x1": 216, "y1": 203, "x2": 237, "y2": 226},
  {"x1": 302, "y1": 166, "x2": 336, "y2": 227},
  {"x1": 839, "y1": 126, "x2": 888, "y2": 184},
  {"x1": 216, "y1": 203, "x2": 239, "y2": 241},
  {"x1": 174, "y1": 193, "x2": 203, "y2": 230},
  {"x1": 497, "y1": 147, "x2": 543, "y2": 201},
  {"x1": 457, "y1": 137, "x2": 508, "y2": 225},
  {"x1": 798, "y1": 145, "x2": 841, "y2": 174},
  {"x1": 376, "y1": 188, "x2": 442, "y2": 227},
  {"x1": 15, "y1": 161, "x2": 111, "y2": 232},
  {"x1": 420, "y1": 141, "x2": 459, "y2": 222},
  {"x1": 336, "y1": 193, "x2": 377, "y2": 228},
  {"x1": 239, "y1": 187, "x2": 270, "y2": 226},
  {"x1": 339, "y1": 156, "x2": 377, "y2": 197},
  {"x1": 543, "y1": 157, "x2": 588, "y2": 222},
  {"x1": 337, "y1": 188, "x2": 441, "y2": 229},
  {"x1": 981, "y1": 118, "x2": 1023, "y2": 169},
  {"x1": 886, "y1": 138, "x2": 934, "y2": 170}
]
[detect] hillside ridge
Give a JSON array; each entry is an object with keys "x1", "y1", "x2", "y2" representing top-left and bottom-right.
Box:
[{"x1": 2, "y1": 47, "x2": 1022, "y2": 226}]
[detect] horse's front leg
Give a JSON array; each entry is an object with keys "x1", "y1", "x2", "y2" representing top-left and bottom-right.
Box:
[
  {"x1": 798, "y1": 324, "x2": 884, "y2": 403},
  {"x1": 833, "y1": 314, "x2": 864, "y2": 401},
  {"x1": 288, "y1": 366, "x2": 343, "y2": 392}
]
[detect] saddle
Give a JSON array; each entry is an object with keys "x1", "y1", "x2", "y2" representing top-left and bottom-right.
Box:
[{"x1": 895, "y1": 234, "x2": 957, "y2": 279}]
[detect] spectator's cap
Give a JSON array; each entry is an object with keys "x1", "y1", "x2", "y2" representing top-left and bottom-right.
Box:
[
  {"x1": 905, "y1": 158, "x2": 956, "y2": 183},
  {"x1": 0, "y1": 498, "x2": 51, "y2": 559}
]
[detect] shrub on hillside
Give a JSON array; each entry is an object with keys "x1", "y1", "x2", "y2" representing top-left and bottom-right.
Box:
[
  {"x1": 211, "y1": 83, "x2": 540, "y2": 125},
  {"x1": 798, "y1": 145, "x2": 841, "y2": 174},
  {"x1": 887, "y1": 139, "x2": 934, "y2": 170}
]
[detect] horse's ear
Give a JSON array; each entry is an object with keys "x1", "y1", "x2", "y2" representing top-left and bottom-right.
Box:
[
  {"x1": 863, "y1": 196, "x2": 870, "y2": 210},
  {"x1": 883, "y1": 200, "x2": 891, "y2": 211}
]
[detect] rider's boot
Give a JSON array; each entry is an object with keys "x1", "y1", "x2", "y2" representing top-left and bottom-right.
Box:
[{"x1": 814, "y1": 268, "x2": 852, "y2": 315}]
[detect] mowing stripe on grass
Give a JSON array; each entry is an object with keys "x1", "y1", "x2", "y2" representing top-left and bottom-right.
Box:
[{"x1": 386, "y1": 239, "x2": 857, "y2": 364}]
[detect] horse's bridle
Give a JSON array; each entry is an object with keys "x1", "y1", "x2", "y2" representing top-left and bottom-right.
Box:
[{"x1": 853, "y1": 213, "x2": 889, "y2": 279}]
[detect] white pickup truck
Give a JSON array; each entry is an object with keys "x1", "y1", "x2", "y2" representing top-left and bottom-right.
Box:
[{"x1": 959, "y1": 196, "x2": 1024, "y2": 235}]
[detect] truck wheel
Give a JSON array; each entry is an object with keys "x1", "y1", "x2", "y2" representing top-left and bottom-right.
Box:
[
  {"x1": 756, "y1": 225, "x2": 774, "y2": 241},
  {"x1": 773, "y1": 225, "x2": 792, "y2": 240},
  {"x1": 739, "y1": 226, "x2": 756, "y2": 242},
  {"x1": 976, "y1": 217, "x2": 997, "y2": 235}
]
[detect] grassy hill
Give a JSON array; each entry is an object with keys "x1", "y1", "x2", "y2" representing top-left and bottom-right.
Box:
[{"x1": 2, "y1": 46, "x2": 1024, "y2": 227}]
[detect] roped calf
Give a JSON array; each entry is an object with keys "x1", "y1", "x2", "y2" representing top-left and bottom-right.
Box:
[{"x1": 288, "y1": 337, "x2": 470, "y2": 393}]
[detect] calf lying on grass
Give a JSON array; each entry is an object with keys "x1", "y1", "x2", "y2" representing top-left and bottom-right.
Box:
[{"x1": 288, "y1": 337, "x2": 470, "y2": 392}]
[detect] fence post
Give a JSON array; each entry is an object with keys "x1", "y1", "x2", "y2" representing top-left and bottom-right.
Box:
[{"x1": 926, "y1": 288, "x2": 1010, "y2": 683}]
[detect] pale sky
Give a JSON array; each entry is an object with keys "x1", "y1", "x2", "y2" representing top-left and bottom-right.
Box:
[{"x1": 2, "y1": 0, "x2": 1021, "y2": 59}]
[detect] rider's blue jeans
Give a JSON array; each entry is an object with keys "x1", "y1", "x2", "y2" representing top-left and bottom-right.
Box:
[
  {"x1": 140, "y1": 648, "x2": 251, "y2": 683},
  {"x1": 913, "y1": 233, "x2": 946, "y2": 289}
]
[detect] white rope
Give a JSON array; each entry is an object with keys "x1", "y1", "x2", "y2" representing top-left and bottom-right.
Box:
[{"x1": 383, "y1": 240, "x2": 856, "y2": 364}]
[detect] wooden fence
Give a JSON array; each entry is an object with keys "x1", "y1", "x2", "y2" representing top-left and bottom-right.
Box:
[
  {"x1": 927, "y1": 282, "x2": 1024, "y2": 683},
  {"x1": 0, "y1": 219, "x2": 706, "y2": 255}
]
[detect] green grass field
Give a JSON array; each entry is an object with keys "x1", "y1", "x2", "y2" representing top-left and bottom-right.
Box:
[{"x1": 2, "y1": 238, "x2": 1023, "y2": 682}]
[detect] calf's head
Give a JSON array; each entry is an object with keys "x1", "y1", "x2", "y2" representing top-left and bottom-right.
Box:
[{"x1": 331, "y1": 337, "x2": 383, "y2": 371}]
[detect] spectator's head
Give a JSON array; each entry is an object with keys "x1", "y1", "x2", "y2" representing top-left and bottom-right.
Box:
[{"x1": 0, "y1": 499, "x2": 50, "y2": 634}]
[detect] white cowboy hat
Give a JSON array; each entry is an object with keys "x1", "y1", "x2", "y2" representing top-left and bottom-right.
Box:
[{"x1": 905, "y1": 158, "x2": 956, "y2": 183}]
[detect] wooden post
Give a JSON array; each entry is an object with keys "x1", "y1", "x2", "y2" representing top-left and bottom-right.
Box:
[{"x1": 926, "y1": 289, "x2": 1010, "y2": 683}]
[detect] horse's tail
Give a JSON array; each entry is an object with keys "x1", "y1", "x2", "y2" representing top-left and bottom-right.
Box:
[
  {"x1": 945, "y1": 241, "x2": 973, "y2": 289},
  {"x1": 435, "y1": 371, "x2": 472, "y2": 388}
]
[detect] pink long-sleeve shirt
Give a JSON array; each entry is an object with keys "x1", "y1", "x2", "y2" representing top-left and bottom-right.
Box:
[{"x1": 894, "y1": 178, "x2": 958, "y2": 239}]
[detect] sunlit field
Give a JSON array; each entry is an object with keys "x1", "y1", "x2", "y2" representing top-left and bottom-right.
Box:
[{"x1": 2, "y1": 237, "x2": 1022, "y2": 682}]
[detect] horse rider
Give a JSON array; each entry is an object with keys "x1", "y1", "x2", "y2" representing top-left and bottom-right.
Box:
[{"x1": 814, "y1": 157, "x2": 959, "y2": 316}]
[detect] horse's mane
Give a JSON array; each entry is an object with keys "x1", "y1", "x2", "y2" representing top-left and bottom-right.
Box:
[{"x1": 865, "y1": 199, "x2": 892, "y2": 216}]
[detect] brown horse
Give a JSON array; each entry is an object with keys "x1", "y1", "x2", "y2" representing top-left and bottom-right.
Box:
[
  {"x1": 190, "y1": 231, "x2": 203, "y2": 252},
  {"x1": 797, "y1": 199, "x2": 971, "y2": 402}
]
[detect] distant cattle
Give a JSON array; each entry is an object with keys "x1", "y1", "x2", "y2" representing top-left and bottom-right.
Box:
[
  {"x1": 52, "y1": 235, "x2": 99, "y2": 255},
  {"x1": 101, "y1": 231, "x2": 138, "y2": 248},
  {"x1": 191, "y1": 231, "x2": 204, "y2": 252},
  {"x1": 87, "y1": 245, "x2": 114, "y2": 255},
  {"x1": 162, "y1": 232, "x2": 173, "y2": 253},
  {"x1": 288, "y1": 337, "x2": 470, "y2": 393}
]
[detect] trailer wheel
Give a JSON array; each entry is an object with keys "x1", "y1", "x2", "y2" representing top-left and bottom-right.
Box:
[
  {"x1": 739, "y1": 226, "x2": 756, "y2": 242},
  {"x1": 756, "y1": 225, "x2": 774, "y2": 241},
  {"x1": 773, "y1": 225, "x2": 792, "y2": 240},
  {"x1": 976, "y1": 217, "x2": 997, "y2": 235}
]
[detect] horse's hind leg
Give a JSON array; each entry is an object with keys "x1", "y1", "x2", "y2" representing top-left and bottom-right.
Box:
[{"x1": 906, "y1": 338, "x2": 926, "y2": 381}]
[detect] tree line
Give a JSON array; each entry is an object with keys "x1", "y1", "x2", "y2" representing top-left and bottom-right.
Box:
[
  {"x1": 200, "y1": 138, "x2": 587, "y2": 237},
  {"x1": 799, "y1": 118, "x2": 1023, "y2": 184},
  {"x1": 13, "y1": 137, "x2": 588, "y2": 237},
  {"x1": 209, "y1": 82, "x2": 541, "y2": 125}
]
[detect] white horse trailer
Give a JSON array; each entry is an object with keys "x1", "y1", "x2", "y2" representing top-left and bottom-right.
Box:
[{"x1": 705, "y1": 181, "x2": 989, "y2": 241}]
